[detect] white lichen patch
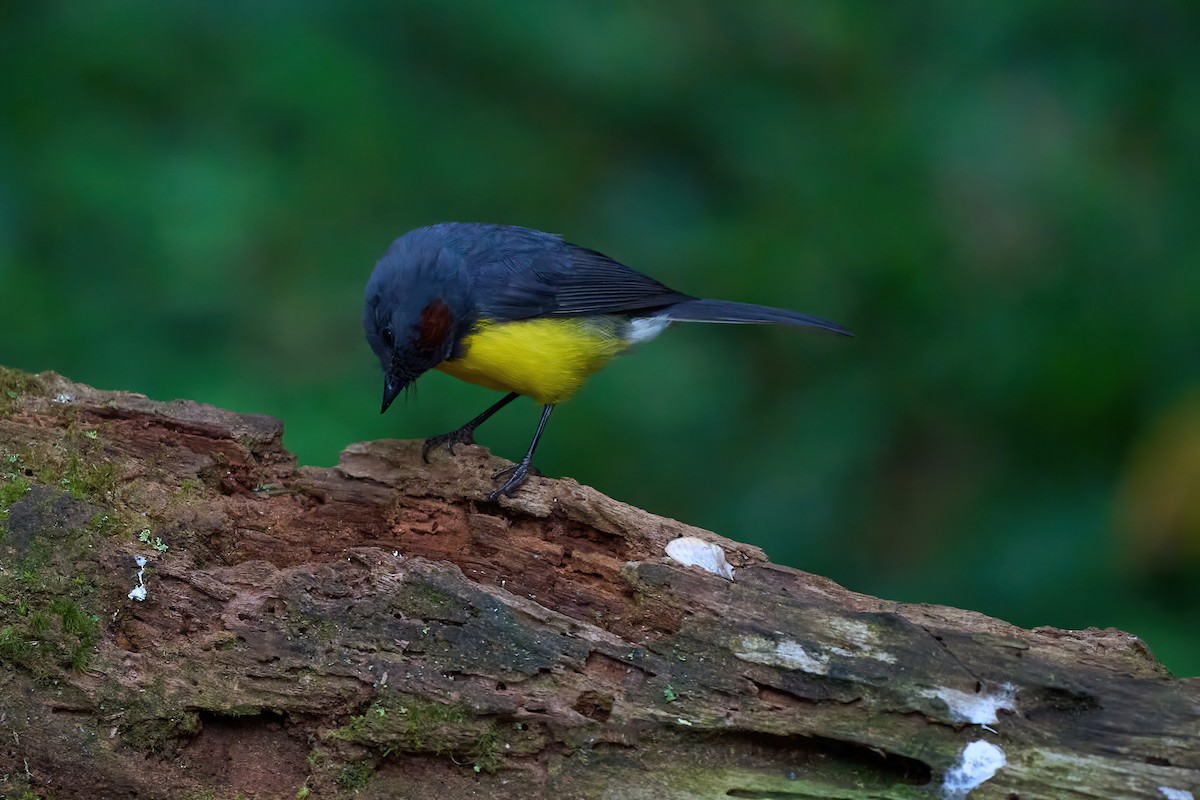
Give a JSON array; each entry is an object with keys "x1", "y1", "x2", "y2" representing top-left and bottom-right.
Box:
[
  {"x1": 733, "y1": 622, "x2": 902, "y2": 675},
  {"x1": 921, "y1": 682, "x2": 1016, "y2": 726},
  {"x1": 1160, "y1": 788, "x2": 1195, "y2": 800},
  {"x1": 824, "y1": 617, "x2": 898, "y2": 663},
  {"x1": 942, "y1": 740, "x2": 1005, "y2": 799},
  {"x1": 665, "y1": 536, "x2": 734, "y2": 580},
  {"x1": 128, "y1": 555, "x2": 148, "y2": 601},
  {"x1": 734, "y1": 635, "x2": 829, "y2": 675}
]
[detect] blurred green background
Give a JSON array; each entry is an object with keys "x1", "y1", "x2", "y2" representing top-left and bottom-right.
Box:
[{"x1": 2, "y1": 4, "x2": 1198, "y2": 672}]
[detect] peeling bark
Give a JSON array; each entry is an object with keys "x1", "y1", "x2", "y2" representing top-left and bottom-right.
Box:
[{"x1": 0, "y1": 366, "x2": 1197, "y2": 799}]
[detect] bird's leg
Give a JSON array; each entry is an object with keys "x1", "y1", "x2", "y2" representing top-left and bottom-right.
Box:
[
  {"x1": 489, "y1": 404, "x2": 554, "y2": 501},
  {"x1": 422, "y1": 392, "x2": 520, "y2": 463}
]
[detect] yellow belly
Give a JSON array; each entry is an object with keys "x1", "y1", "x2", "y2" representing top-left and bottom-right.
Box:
[{"x1": 436, "y1": 317, "x2": 629, "y2": 405}]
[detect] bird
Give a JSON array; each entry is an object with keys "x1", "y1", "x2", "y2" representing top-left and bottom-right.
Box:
[{"x1": 363, "y1": 222, "x2": 850, "y2": 501}]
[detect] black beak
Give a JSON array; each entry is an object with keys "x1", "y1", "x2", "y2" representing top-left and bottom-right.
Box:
[{"x1": 381, "y1": 375, "x2": 403, "y2": 414}]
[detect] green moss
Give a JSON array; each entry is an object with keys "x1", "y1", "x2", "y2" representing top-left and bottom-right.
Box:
[
  {"x1": 221, "y1": 704, "x2": 264, "y2": 717},
  {"x1": 86, "y1": 512, "x2": 120, "y2": 535},
  {"x1": 51, "y1": 597, "x2": 96, "y2": 637},
  {"x1": 215, "y1": 633, "x2": 247, "y2": 651},
  {"x1": 27, "y1": 610, "x2": 54, "y2": 636},
  {"x1": 286, "y1": 611, "x2": 338, "y2": 642},
  {"x1": 333, "y1": 695, "x2": 470, "y2": 754},
  {"x1": 119, "y1": 700, "x2": 201, "y2": 752},
  {"x1": 115, "y1": 686, "x2": 202, "y2": 753},
  {"x1": 392, "y1": 580, "x2": 468, "y2": 622},
  {"x1": 0, "y1": 393, "x2": 118, "y2": 684},
  {"x1": 57, "y1": 455, "x2": 119, "y2": 502},
  {"x1": 330, "y1": 694, "x2": 540, "y2": 774},
  {"x1": 335, "y1": 761, "x2": 375, "y2": 792},
  {"x1": 1, "y1": 440, "x2": 120, "y2": 508},
  {"x1": 0, "y1": 482, "x2": 112, "y2": 679},
  {"x1": 0, "y1": 366, "x2": 43, "y2": 412},
  {"x1": 0, "y1": 475, "x2": 31, "y2": 519},
  {"x1": 177, "y1": 477, "x2": 205, "y2": 498},
  {"x1": 0, "y1": 625, "x2": 34, "y2": 664},
  {"x1": 2, "y1": 550, "x2": 103, "y2": 681},
  {"x1": 469, "y1": 723, "x2": 505, "y2": 774},
  {"x1": 306, "y1": 748, "x2": 329, "y2": 770},
  {"x1": 50, "y1": 597, "x2": 99, "y2": 669},
  {"x1": 0, "y1": 595, "x2": 99, "y2": 674}
]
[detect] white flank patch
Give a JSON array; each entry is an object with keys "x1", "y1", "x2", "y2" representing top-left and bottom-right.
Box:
[
  {"x1": 921, "y1": 683, "x2": 1016, "y2": 726},
  {"x1": 734, "y1": 635, "x2": 829, "y2": 675},
  {"x1": 627, "y1": 315, "x2": 671, "y2": 343},
  {"x1": 128, "y1": 555, "x2": 148, "y2": 601},
  {"x1": 1159, "y1": 788, "x2": 1195, "y2": 800},
  {"x1": 665, "y1": 537, "x2": 734, "y2": 580},
  {"x1": 942, "y1": 741, "x2": 1005, "y2": 799}
]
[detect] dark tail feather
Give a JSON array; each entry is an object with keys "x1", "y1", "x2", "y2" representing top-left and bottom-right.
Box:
[{"x1": 664, "y1": 298, "x2": 852, "y2": 336}]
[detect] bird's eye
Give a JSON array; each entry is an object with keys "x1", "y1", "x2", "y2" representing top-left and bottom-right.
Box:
[{"x1": 381, "y1": 327, "x2": 395, "y2": 348}]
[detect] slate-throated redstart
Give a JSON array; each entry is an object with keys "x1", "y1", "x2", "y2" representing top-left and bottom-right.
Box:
[{"x1": 364, "y1": 222, "x2": 850, "y2": 500}]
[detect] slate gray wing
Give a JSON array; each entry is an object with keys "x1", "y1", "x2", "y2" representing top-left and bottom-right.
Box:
[{"x1": 470, "y1": 235, "x2": 694, "y2": 321}]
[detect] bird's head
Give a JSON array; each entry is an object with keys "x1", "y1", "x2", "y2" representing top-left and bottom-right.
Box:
[{"x1": 363, "y1": 230, "x2": 475, "y2": 413}]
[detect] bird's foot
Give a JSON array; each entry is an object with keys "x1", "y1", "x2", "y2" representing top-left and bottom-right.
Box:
[
  {"x1": 488, "y1": 460, "x2": 541, "y2": 501},
  {"x1": 422, "y1": 426, "x2": 477, "y2": 463}
]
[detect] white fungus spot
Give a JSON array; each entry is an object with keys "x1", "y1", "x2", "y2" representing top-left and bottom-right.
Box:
[
  {"x1": 665, "y1": 537, "x2": 734, "y2": 580},
  {"x1": 53, "y1": 393, "x2": 75, "y2": 404},
  {"x1": 921, "y1": 683, "x2": 1016, "y2": 726},
  {"x1": 734, "y1": 635, "x2": 829, "y2": 675},
  {"x1": 1160, "y1": 788, "x2": 1195, "y2": 800},
  {"x1": 128, "y1": 555, "x2": 148, "y2": 602},
  {"x1": 941, "y1": 740, "x2": 1005, "y2": 799}
]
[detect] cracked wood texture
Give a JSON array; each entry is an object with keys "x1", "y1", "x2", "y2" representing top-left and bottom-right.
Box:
[{"x1": 0, "y1": 366, "x2": 1197, "y2": 800}]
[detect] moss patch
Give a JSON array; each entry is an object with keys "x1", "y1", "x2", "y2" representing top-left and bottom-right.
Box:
[
  {"x1": 0, "y1": 475, "x2": 31, "y2": 523},
  {"x1": 0, "y1": 597, "x2": 99, "y2": 674},
  {"x1": 0, "y1": 486, "x2": 111, "y2": 678},
  {"x1": 1, "y1": 439, "x2": 121, "y2": 508},
  {"x1": 333, "y1": 695, "x2": 469, "y2": 754},
  {"x1": 335, "y1": 760, "x2": 375, "y2": 792},
  {"x1": 329, "y1": 693, "x2": 542, "y2": 773},
  {"x1": 391, "y1": 580, "x2": 471, "y2": 623},
  {"x1": 107, "y1": 679, "x2": 202, "y2": 752},
  {"x1": 0, "y1": 366, "x2": 45, "y2": 413},
  {"x1": 0, "y1": 420, "x2": 129, "y2": 682}
]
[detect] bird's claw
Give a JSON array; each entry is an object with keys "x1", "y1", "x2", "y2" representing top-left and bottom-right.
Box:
[
  {"x1": 422, "y1": 427, "x2": 477, "y2": 463},
  {"x1": 487, "y1": 461, "x2": 539, "y2": 501}
]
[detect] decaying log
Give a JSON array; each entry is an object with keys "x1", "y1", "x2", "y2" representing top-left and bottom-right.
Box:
[{"x1": 0, "y1": 365, "x2": 1197, "y2": 800}]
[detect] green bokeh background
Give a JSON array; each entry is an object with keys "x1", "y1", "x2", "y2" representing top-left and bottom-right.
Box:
[{"x1": 3, "y1": 4, "x2": 1197, "y2": 672}]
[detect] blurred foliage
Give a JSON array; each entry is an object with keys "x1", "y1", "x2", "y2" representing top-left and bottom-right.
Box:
[{"x1": 1, "y1": 3, "x2": 1197, "y2": 672}]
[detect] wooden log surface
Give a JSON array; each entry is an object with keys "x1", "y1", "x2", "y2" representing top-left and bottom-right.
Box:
[{"x1": 0, "y1": 366, "x2": 1197, "y2": 799}]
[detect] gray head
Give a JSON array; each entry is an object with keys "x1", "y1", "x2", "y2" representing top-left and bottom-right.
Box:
[{"x1": 363, "y1": 226, "x2": 477, "y2": 413}]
